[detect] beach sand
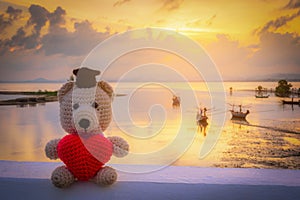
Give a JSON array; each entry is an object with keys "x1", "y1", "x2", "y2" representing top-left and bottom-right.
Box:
[{"x1": 214, "y1": 120, "x2": 300, "y2": 169}]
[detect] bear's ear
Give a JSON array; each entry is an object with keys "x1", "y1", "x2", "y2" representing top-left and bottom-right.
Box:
[
  {"x1": 58, "y1": 82, "x2": 74, "y2": 101},
  {"x1": 73, "y1": 68, "x2": 79, "y2": 76},
  {"x1": 98, "y1": 81, "x2": 114, "y2": 99}
]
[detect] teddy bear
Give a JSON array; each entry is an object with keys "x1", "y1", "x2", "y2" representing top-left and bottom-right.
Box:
[{"x1": 45, "y1": 67, "x2": 129, "y2": 188}]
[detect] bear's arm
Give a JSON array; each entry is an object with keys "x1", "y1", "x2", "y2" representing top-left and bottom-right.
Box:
[
  {"x1": 45, "y1": 138, "x2": 61, "y2": 160},
  {"x1": 107, "y1": 136, "x2": 129, "y2": 158}
]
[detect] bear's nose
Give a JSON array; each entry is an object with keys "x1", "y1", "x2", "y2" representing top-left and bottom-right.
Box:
[{"x1": 79, "y1": 118, "x2": 90, "y2": 129}]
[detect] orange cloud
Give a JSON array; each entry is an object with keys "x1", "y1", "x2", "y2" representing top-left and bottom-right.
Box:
[
  {"x1": 282, "y1": 0, "x2": 300, "y2": 10},
  {"x1": 159, "y1": 0, "x2": 184, "y2": 12},
  {"x1": 113, "y1": 0, "x2": 131, "y2": 7},
  {"x1": 254, "y1": 10, "x2": 300, "y2": 35}
]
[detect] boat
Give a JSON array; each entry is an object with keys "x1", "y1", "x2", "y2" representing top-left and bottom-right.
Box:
[
  {"x1": 196, "y1": 107, "x2": 208, "y2": 136},
  {"x1": 229, "y1": 104, "x2": 250, "y2": 119},
  {"x1": 282, "y1": 99, "x2": 300, "y2": 105},
  {"x1": 197, "y1": 115, "x2": 208, "y2": 123},
  {"x1": 255, "y1": 94, "x2": 270, "y2": 98},
  {"x1": 196, "y1": 107, "x2": 208, "y2": 124},
  {"x1": 230, "y1": 110, "x2": 250, "y2": 119},
  {"x1": 172, "y1": 95, "x2": 181, "y2": 108},
  {"x1": 255, "y1": 86, "x2": 269, "y2": 98}
]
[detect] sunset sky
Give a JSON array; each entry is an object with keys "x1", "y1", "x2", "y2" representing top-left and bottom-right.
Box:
[{"x1": 0, "y1": 0, "x2": 299, "y2": 81}]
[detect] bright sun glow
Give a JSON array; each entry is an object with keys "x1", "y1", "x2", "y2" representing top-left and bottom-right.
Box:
[{"x1": 151, "y1": 26, "x2": 219, "y2": 36}]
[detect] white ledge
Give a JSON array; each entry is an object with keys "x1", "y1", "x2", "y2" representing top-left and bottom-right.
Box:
[{"x1": 0, "y1": 160, "x2": 299, "y2": 186}]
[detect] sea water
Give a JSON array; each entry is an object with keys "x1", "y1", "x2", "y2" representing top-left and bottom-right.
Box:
[{"x1": 0, "y1": 82, "x2": 299, "y2": 169}]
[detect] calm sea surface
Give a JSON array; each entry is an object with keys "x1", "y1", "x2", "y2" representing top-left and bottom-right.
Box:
[{"x1": 0, "y1": 82, "x2": 299, "y2": 169}]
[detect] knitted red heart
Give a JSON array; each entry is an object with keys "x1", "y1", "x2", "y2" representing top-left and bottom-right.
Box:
[{"x1": 57, "y1": 134, "x2": 113, "y2": 181}]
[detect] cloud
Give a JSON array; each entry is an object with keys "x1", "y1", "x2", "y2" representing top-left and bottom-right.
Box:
[
  {"x1": 206, "y1": 32, "x2": 300, "y2": 80},
  {"x1": 101, "y1": 49, "x2": 201, "y2": 82},
  {"x1": 159, "y1": 0, "x2": 184, "y2": 12},
  {"x1": 0, "y1": 14, "x2": 11, "y2": 33},
  {"x1": 41, "y1": 20, "x2": 111, "y2": 56},
  {"x1": 6, "y1": 6, "x2": 22, "y2": 20},
  {"x1": 48, "y1": 6, "x2": 66, "y2": 27},
  {"x1": 254, "y1": 10, "x2": 300, "y2": 35},
  {"x1": 3, "y1": 4, "x2": 50, "y2": 51},
  {"x1": 186, "y1": 19, "x2": 202, "y2": 27},
  {"x1": 206, "y1": 34, "x2": 251, "y2": 80},
  {"x1": 283, "y1": 0, "x2": 300, "y2": 9},
  {"x1": 249, "y1": 32, "x2": 300, "y2": 69},
  {"x1": 113, "y1": 0, "x2": 131, "y2": 7},
  {"x1": 0, "y1": 49, "x2": 83, "y2": 81},
  {"x1": 0, "y1": 4, "x2": 112, "y2": 56},
  {"x1": 0, "y1": 4, "x2": 114, "y2": 81},
  {"x1": 27, "y1": 4, "x2": 49, "y2": 34},
  {"x1": 186, "y1": 14, "x2": 217, "y2": 28},
  {"x1": 7, "y1": 27, "x2": 39, "y2": 49},
  {"x1": 0, "y1": 6, "x2": 23, "y2": 34},
  {"x1": 206, "y1": 14, "x2": 216, "y2": 26},
  {"x1": 27, "y1": 5, "x2": 66, "y2": 33}
]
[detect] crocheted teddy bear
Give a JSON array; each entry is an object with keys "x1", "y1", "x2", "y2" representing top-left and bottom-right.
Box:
[{"x1": 45, "y1": 67, "x2": 129, "y2": 188}]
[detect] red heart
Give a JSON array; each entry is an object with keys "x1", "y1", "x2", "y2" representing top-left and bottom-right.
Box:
[{"x1": 57, "y1": 134, "x2": 113, "y2": 181}]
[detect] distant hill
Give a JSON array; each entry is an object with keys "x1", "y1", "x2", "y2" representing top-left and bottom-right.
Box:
[
  {"x1": 0, "y1": 78, "x2": 65, "y2": 83},
  {"x1": 23, "y1": 78, "x2": 64, "y2": 83},
  {"x1": 267, "y1": 73, "x2": 300, "y2": 82}
]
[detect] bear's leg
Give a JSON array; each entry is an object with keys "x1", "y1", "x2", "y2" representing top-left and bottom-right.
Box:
[
  {"x1": 51, "y1": 166, "x2": 75, "y2": 188},
  {"x1": 94, "y1": 166, "x2": 117, "y2": 186}
]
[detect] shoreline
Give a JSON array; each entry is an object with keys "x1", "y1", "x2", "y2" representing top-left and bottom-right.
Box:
[
  {"x1": 0, "y1": 90, "x2": 58, "y2": 106},
  {"x1": 0, "y1": 91, "x2": 126, "y2": 106},
  {"x1": 0, "y1": 96, "x2": 58, "y2": 106},
  {"x1": 0, "y1": 91, "x2": 57, "y2": 95}
]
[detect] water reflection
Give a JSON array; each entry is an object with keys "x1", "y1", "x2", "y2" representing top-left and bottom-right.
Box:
[
  {"x1": 196, "y1": 107, "x2": 208, "y2": 136},
  {"x1": 197, "y1": 120, "x2": 208, "y2": 136},
  {"x1": 231, "y1": 118, "x2": 249, "y2": 129},
  {"x1": 0, "y1": 102, "x2": 64, "y2": 161},
  {"x1": 16, "y1": 102, "x2": 46, "y2": 108}
]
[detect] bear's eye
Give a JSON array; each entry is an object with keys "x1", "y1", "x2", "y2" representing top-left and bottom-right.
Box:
[
  {"x1": 73, "y1": 103, "x2": 79, "y2": 110},
  {"x1": 92, "y1": 102, "x2": 98, "y2": 109}
]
